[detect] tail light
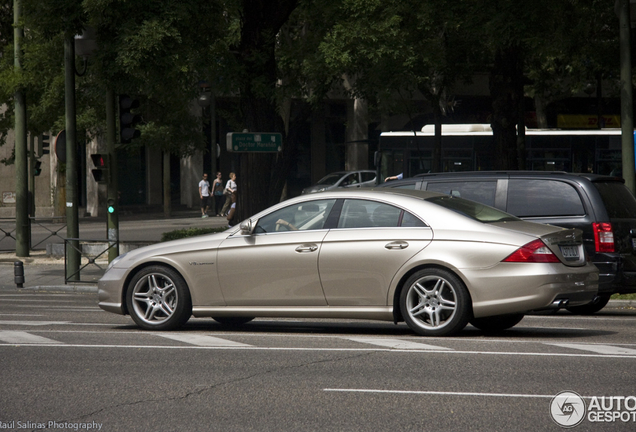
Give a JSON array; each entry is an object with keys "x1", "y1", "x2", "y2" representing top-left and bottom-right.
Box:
[
  {"x1": 503, "y1": 239, "x2": 559, "y2": 263},
  {"x1": 593, "y1": 222, "x2": 615, "y2": 253}
]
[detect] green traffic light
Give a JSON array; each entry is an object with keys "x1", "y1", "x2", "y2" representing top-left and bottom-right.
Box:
[{"x1": 108, "y1": 205, "x2": 115, "y2": 214}]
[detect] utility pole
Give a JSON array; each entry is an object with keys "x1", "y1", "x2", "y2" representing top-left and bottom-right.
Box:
[
  {"x1": 64, "y1": 33, "x2": 80, "y2": 280},
  {"x1": 618, "y1": 0, "x2": 635, "y2": 193},
  {"x1": 14, "y1": 0, "x2": 28, "y2": 258},
  {"x1": 106, "y1": 90, "x2": 119, "y2": 262}
]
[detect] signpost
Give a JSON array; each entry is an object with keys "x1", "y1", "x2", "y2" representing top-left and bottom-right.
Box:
[{"x1": 226, "y1": 132, "x2": 282, "y2": 152}]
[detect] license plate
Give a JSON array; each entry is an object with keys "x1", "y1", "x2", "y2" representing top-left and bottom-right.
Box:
[{"x1": 560, "y1": 245, "x2": 580, "y2": 259}]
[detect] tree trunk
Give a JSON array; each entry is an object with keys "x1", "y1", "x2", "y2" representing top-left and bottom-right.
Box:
[
  {"x1": 490, "y1": 46, "x2": 524, "y2": 170},
  {"x1": 235, "y1": 0, "x2": 299, "y2": 220}
]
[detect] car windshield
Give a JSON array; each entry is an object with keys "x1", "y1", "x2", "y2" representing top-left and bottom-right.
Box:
[
  {"x1": 316, "y1": 174, "x2": 344, "y2": 186},
  {"x1": 426, "y1": 195, "x2": 520, "y2": 223}
]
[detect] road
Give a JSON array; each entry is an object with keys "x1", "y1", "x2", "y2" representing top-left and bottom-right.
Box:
[{"x1": 0, "y1": 291, "x2": 635, "y2": 431}]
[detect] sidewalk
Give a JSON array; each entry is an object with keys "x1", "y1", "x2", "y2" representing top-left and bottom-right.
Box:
[{"x1": 0, "y1": 250, "x2": 97, "y2": 292}]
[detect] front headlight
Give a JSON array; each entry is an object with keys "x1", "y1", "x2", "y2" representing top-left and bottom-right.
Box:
[{"x1": 106, "y1": 252, "x2": 128, "y2": 272}]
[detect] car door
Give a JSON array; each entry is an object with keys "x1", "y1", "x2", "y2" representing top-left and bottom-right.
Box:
[
  {"x1": 319, "y1": 199, "x2": 433, "y2": 306},
  {"x1": 217, "y1": 199, "x2": 337, "y2": 306}
]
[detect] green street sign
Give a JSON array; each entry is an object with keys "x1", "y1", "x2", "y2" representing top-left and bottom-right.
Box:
[{"x1": 226, "y1": 132, "x2": 282, "y2": 152}]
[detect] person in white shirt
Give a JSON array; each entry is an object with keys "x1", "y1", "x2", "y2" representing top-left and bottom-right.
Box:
[
  {"x1": 221, "y1": 172, "x2": 237, "y2": 216},
  {"x1": 199, "y1": 173, "x2": 211, "y2": 218}
]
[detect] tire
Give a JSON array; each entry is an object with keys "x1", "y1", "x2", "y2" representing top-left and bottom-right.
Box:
[
  {"x1": 399, "y1": 268, "x2": 472, "y2": 336},
  {"x1": 565, "y1": 294, "x2": 611, "y2": 315},
  {"x1": 212, "y1": 317, "x2": 255, "y2": 325},
  {"x1": 470, "y1": 313, "x2": 524, "y2": 332},
  {"x1": 126, "y1": 265, "x2": 192, "y2": 330}
]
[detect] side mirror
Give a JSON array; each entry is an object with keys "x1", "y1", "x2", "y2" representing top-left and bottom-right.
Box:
[{"x1": 240, "y1": 219, "x2": 254, "y2": 235}]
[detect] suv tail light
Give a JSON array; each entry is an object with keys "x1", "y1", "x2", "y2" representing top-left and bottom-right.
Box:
[
  {"x1": 503, "y1": 239, "x2": 560, "y2": 263},
  {"x1": 593, "y1": 222, "x2": 615, "y2": 253}
]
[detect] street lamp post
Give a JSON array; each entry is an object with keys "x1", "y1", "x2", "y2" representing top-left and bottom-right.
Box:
[{"x1": 64, "y1": 33, "x2": 80, "y2": 280}]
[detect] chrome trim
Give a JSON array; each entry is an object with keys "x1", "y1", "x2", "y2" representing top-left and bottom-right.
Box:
[{"x1": 192, "y1": 306, "x2": 394, "y2": 321}]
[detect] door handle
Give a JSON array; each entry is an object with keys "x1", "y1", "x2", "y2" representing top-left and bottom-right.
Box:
[
  {"x1": 295, "y1": 244, "x2": 318, "y2": 253},
  {"x1": 385, "y1": 241, "x2": 408, "y2": 250}
]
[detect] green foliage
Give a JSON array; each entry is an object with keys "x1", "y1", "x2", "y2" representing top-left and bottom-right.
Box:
[{"x1": 161, "y1": 226, "x2": 227, "y2": 242}]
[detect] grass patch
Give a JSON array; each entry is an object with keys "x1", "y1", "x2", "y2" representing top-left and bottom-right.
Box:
[
  {"x1": 612, "y1": 293, "x2": 636, "y2": 300},
  {"x1": 161, "y1": 226, "x2": 227, "y2": 242}
]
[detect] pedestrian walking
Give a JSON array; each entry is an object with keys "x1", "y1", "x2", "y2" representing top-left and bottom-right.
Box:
[
  {"x1": 221, "y1": 172, "x2": 237, "y2": 216},
  {"x1": 199, "y1": 173, "x2": 211, "y2": 218},
  {"x1": 212, "y1": 172, "x2": 224, "y2": 216},
  {"x1": 227, "y1": 191, "x2": 238, "y2": 227}
]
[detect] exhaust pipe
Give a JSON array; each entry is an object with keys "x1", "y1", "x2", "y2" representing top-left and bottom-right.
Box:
[{"x1": 551, "y1": 299, "x2": 570, "y2": 308}]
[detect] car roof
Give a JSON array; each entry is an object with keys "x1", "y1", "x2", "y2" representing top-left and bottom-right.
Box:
[{"x1": 411, "y1": 171, "x2": 625, "y2": 183}]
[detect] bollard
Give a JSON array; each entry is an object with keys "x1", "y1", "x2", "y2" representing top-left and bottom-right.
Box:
[{"x1": 14, "y1": 261, "x2": 24, "y2": 288}]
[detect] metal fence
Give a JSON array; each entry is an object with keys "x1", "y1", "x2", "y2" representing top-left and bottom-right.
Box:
[
  {"x1": 0, "y1": 217, "x2": 68, "y2": 252},
  {"x1": 30, "y1": 216, "x2": 67, "y2": 250},
  {"x1": 0, "y1": 218, "x2": 17, "y2": 251},
  {"x1": 64, "y1": 238, "x2": 118, "y2": 284}
]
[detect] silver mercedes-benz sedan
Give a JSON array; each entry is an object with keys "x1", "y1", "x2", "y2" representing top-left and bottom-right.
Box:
[{"x1": 98, "y1": 189, "x2": 599, "y2": 336}]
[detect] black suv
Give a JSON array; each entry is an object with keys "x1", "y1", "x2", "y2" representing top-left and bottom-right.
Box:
[{"x1": 381, "y1": 171, "x2": 636, "y2": 313}]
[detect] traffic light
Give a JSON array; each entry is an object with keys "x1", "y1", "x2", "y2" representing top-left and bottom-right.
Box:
[
  {"x1": 37, "y1": 134, "x2": 50, "y2": 157},
  {"x1": 119, "y1": 95, "x2": 141, "y2": 143},
  {"x1": 107, "y1": 198, "x2": 116, "y2": 214},
  {"x1": 34, "y1": 160, "x2": 42, "y2": 176},
  {"x1": 90, "y1": 153, "x2": 109, "y2": 183}
]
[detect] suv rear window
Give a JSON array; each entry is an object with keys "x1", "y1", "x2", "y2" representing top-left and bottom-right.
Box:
[
  {"x1": 426, "y1": 181, "x2": 497, "y2": 206},
  {"x1": 507, "y1": 179, "x2": 585, "y2": 217},
  {"x1": 593, "y1": 182, "x2": 636, "y2": 218}
]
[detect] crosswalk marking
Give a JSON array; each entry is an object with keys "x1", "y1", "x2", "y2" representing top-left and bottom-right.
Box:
[
  {"x1": 155, "y1": 333, "x2": 252, "y2": 347},
  {"x1": 344, "y1": 337, "x2": 452, "y2": 350},
  {"x1": 0, "y1": 330, "x2": 60, "y2": 344},
  {"x1": 546, "y1": 343, "x2": 636, "y2": 355}
]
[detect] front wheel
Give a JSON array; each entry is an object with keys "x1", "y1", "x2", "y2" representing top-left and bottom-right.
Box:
[
  {"x1": 470, "y1": 313, "x2": 525, "y2": 333},
  {"x1": 399, "y1": 268, "x2": 471, "y2": 336},
  {"x1": 126, "y1": 265, "x2": 192, "y2": 330}
]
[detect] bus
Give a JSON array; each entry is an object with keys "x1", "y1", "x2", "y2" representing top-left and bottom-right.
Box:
[{"x1": 376, "y1": 124, "x2": 629, "y2": 183}]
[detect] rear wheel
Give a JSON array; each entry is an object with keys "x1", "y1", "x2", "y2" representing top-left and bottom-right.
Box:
[
  {"x1": 565, "y1": 294, "x2": 611, "y2": 315},
  {"x1": 470, "y1": 313, "x2": 525, "y2": 332},
  {"x1": 212, "y1": 317, "x2": 255, "y2": 325},
  {"x1": 399, "y1": 268, "x2": 471, "y2": 336},
  {"x1": 126, "y1": 265, "x2": 192, "y2": 330}
]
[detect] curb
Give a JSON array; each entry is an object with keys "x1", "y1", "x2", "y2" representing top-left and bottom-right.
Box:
[{"x1": 1, "y1": 285, "x2": 97, "y2": 293}]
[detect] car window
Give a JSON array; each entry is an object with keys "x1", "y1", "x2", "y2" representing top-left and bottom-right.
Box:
[
  {"x1": 342, "y1": 173, "x2": 359, "y2": 186},
  {"x1": 338, "y1": 199, "x2": 427, "y2": 228},
  {"x1": 507, "y1": 179, "x2": 585, "y2": 217},
  {"x1": 392, "y1": 182, "x2": 418, "y2": 190},
  {"x1": 316, "y1": 174, "x2": 342, "y2": 186},
  {"x1": 361, "y1": 172, "x2": 376, "y2": 183},
  {"x1": 255, "y1": 199, "x2": 337, "y2": 233},
  {"x1": 427, "y1": 195, "x2": 519, "y2": 223},
  {"x1": 426, "y1": 181, "x2": 497, "y2": 207},
  {"x1": 593, "y1": 182, "x2": 636, "y2": 218}
]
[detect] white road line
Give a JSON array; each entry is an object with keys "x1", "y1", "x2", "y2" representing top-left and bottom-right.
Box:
[
  {"x1": 0, "y1": 344, "x2": 633, "y2": 358},
  {"x1": 546, "y1": 343, "x2": 636, "y2": 355},
  {"x1": 0, "y1": 320, "x2": 70, "y2": 326},
  {"x1": 155, "y1": 333, "x2": 252, "y2": 347},
  {"x1": 344, "y1": 337, "x2": 452, "y2": 350},
  {"x1": 323, "y1": 389, "x2": 594, "y2": 399},
  {"x1": 0, "y1": 330, "x2": 59, "y2": 344}
]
